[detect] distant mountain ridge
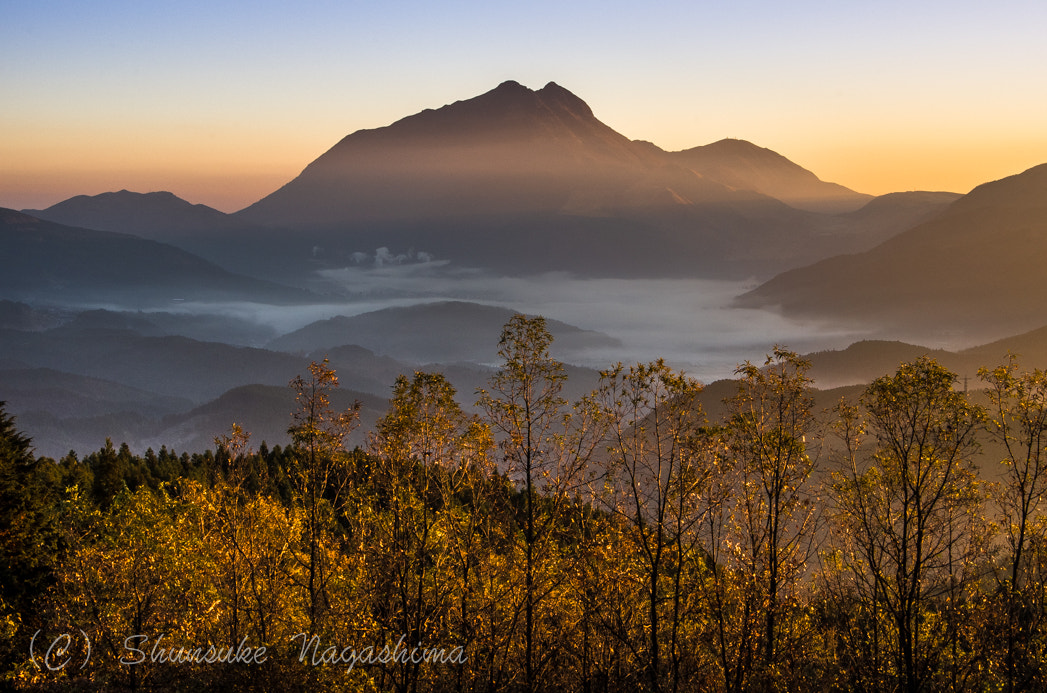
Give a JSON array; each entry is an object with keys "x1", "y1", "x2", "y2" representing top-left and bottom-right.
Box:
[
  {"x1": 739, "y1": 163, "x2": 1047, "y2": 337},
  {"x1": 800, "y1": 323, "x2": 1047, "y2": 390},
  {"x1": 0, "y1": 207, "x2": 311, "y2": 306},
  {"x1": 669, "y1": 139, "x2": 872, "y2": 213},
  {"x1": 23, "y1": 190, "x2": 233, "y2": 240}
]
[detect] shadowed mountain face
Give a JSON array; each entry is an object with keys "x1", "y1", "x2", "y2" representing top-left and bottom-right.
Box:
[
  {"x1": 238, "y1": 80, "x2": 674, "y2": 225},
  {"x1": 226, "y1": 81, "x2": 882, "y2": 279},
  {"x1": 22, "y1": 191, "x2": 285, "y2": 282},
  {"x1": 238, "y1": 81, "x2": 869, "y2": 226},
  {"x1": 0, "y1": 208, "x2": 312, "y2": 306},
  {"x1": 739, "y1": 163, "x2": 1047, "y2": 337},
  {"x1": 22, "y1": 82, "x2": 924, "y2": 283}
]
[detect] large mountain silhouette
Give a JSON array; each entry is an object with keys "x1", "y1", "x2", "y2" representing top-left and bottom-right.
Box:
[
  {"x1": 240, "y1": 80, "x2": 666, "y2": 224},
  {"x1": 21, "y1": 82, "x2": 940, "y2": 282},
  {"x1": 739, "y1": 163, "x2": 1047, "y2": 337},
  {"x1": 239, "y1": 81, "x2": 870, "y2": 224},
  {"x1": 231, "y1": 81, "x2": 881, "y2": 278}
]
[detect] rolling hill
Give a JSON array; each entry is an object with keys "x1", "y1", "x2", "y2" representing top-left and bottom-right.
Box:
[
  {"x1": 141, "y1": 384, "x2": 386, "y2": 456},
  {"x1": 267, "y1": 300, "x2": 620, "y2": 363},
  {"x1": 0, "y1": 325, "x2": 312, "y2": 403},
  {"x1": 800, "y1": 322, "x2": 1047, "y2": 390}
]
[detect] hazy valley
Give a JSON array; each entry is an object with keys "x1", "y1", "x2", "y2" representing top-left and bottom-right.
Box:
[{"x1": 4, "y1": 80, "x2": 1046, "y2": 459}]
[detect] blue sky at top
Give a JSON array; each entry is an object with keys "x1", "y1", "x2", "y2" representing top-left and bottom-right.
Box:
[{"x1": 3, "y1": 0, "x2": 1046, "y2": 210}]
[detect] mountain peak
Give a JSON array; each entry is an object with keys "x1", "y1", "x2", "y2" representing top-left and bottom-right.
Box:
[
  {"x1": 671, "y1": 138, "x2": 871, "y2": 213},
  {"x1": 493, "y1": 79, "x2": 528, "y2": 92},
  {"x1": 450, "y1": 79, "x2": 596, "y2": 127},
  {"x1": 336, "y1": 80, "x2": 604, "y2": 148},
  {"x1": 23, "y1": 190, "x2": 230, "y2": 239},
  {"x1": 537, "y1": 80, "x2": 594, "y2": 118},
  {"x1": 236, "y1": 80, "x2": 657, "y2": 225},
  {"x1": 236, "y1": 80, "x2": 867, "y2": 228}
]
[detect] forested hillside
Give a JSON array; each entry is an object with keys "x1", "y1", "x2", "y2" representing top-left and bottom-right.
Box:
[{"x1": 4, "y1": 315, "x2": 1047, "y2": 692}]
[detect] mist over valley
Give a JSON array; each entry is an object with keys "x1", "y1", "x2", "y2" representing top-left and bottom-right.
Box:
[
  {"x1": 8, "y1": 0, "x2": 1047, "y2": 684},
  {"x1": 3, "y1": 81, "x2": 1045, "y2": 460}
]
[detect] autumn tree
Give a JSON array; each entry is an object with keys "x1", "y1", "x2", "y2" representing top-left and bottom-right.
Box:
[
  {"x1": 205, "y1": 424, "x2": 304, "y2": 686},
  {"x1": 44, "y1": 484, "x2": 220, "y2": 690},
  {"x1": 288, "y1": 359, "x2": 360, "y2": 634},
  {"x1": 209, "y1": 424, "x2": 253, "y2": 652},
  {"x1": 367, "y1": 370, "x2": 494, "y2": 692},
  {"x1": 719, "y1": 347, "x2": 819, "y2": 688},
  {"x1": 596, "y1": 360, "x2": 711, "y2": 693},
  {"x1": 477, "y1": 314, "x2": 604, "y2": 693},
  {"x1": 830, "y1": 357, "x2": 983, "y2": 693},
  {"x1": 980, "y1": 354, "x2": 1047, "y2": 691}
]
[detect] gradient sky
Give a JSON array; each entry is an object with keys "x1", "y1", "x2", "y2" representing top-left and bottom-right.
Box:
[{"x1": 3, "y1": 0, "x2": 1046, "y2": 213}]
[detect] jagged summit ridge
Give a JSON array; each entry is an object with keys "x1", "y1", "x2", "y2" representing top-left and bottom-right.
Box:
[
  {"x1": 237, "y1": 80, "x2": 667, "y2": 225},
  {"x1": 327, "y1": 79, "x2": 627, "y2": 155}
]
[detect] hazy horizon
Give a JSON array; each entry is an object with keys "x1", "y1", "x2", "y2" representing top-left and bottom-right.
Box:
[{"x1": 3, "y1": 1, "x2": 1047, "y2": 212}]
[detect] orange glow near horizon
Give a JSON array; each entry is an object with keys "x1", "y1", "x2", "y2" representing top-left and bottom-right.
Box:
[
  {"x1": 4, "y1": 2, "x2": 1046, "y2": 213},
  {"x1": 0, "y1": 119, "x2": 338, "y2": 212},
  {"x1": 803, "y1": 139, "x2": 1047, "y2": 197},
  {"x1": 0, "y1": 169, "x2": 295, "y2": 214},
  {"x1": 4, "y1": 75, "x2": 1047, "y2": 213},
  {"x1": 4, "y1": 130, "x2": 1047, "y2": 214}
]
